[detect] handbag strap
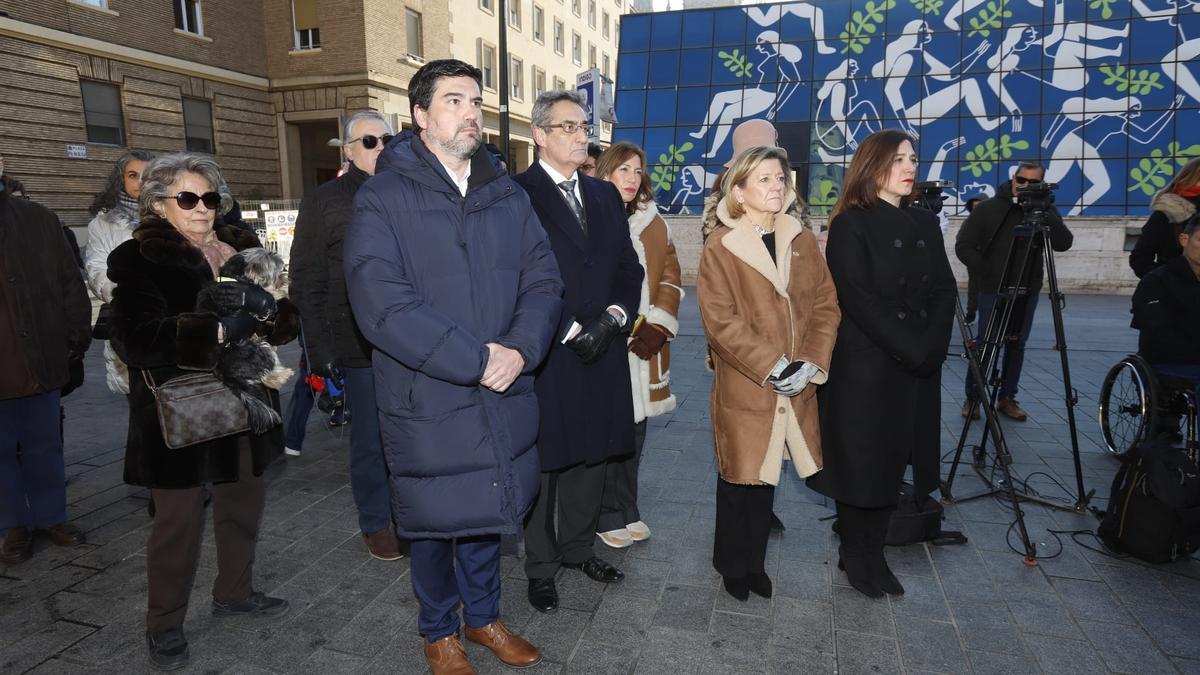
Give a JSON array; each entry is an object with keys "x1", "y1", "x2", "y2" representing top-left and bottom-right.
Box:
[{"x1": 140, "y1": 369, "x2": 158, "y2": 393}]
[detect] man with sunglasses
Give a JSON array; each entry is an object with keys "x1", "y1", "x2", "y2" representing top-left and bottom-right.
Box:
[
  {"x1": 956, "y1": 161, "x2": 1073, "y2": 421},
  {"x1": 345, "y1": 60, "x2": 561, "y2": 674},
  {"x1": 514, "y1": 90, "x2": 643, "y2": 613},
  {"x1": 289, "y1": 111, "x2": 406, "y2": 562}
]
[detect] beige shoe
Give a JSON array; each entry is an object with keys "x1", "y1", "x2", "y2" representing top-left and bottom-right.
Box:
[
  {"x1": 464, "y1": 620, "x2": 541, "y2": 668},
  {"x1": 597, "y1": 528, "x2": 634, "y2": 548},
  {"x1": 423, "y1": 634, "x2": 476, "y2": 675},
  {"x1": 626, "y1": 521, "x2": 651, "y2": 541},
  {"x1": 997, "y1": 398, "x2": 1028, "y2": 422}
]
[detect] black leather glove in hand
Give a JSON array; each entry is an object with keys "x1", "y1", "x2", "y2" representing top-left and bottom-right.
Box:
[
  {"x1": 220, "y1": 310, "x2": 258, "y2": 344},
  {"x1": 309, "y1": 360, "x2": 340, "y2": 380},
  {"x1": 567, "y1": 311, "x2": 623, "y2": 364},
  {"x1": 208, "y1": 280, "x2": 277, "y2": 320}
]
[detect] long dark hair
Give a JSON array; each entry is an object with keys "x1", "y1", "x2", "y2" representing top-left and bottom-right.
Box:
[
  {"x1": 89, "y1": 149, "x2": 155, "y2": 215},
  {"x1": 595, "y1": 141, "x2": 654, "y2": 216},
  {"x1": 830, "y1": 129, "x2": 914, "y2": 220}
]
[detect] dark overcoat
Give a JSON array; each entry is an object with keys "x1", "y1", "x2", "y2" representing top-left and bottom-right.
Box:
[
  {"x1": 0, "y1": 191, "x2": 91, "y2": 399},
  {"x1": 1132, "y1": 256, "x2": 1200, "y2": 366},
  {"x1": 107, "y1": 217, "x2": 300, "y2": 489},
  {"x1": 808, "y1": 203, "x2": 957, "y2": 508},
  {"x1": 344, "y1": 133, "x2": 564, "y2": 539},
  {"x1": 513, "y1": 163, "x2": 643, "y2": 471}
]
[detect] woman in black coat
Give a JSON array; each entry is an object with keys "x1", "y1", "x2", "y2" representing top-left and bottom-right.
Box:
[
  {"x1": 808, "y1": 130, "x2": 957, "y2": 598},
  {"x1": 1129, "y1": 158, "x2": 1200, "y2": 279},
  {"x1": 108, "y1": 154, "x2": 299, "y2": 670}
]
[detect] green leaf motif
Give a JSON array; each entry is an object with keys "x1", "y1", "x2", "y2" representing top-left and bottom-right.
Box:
[
  {"x1": 1099, "y1": 63, "x2": 1165, "y2": 96},
  {"x1": 966, "y1": 0, "x2": 1012, "y2": 38},
  {"x1": 717, "y1": 49, "x2": 753, "y2": 78},
  {"x1": 1088, "y1": 0, "x2": 1116, "y2": 19},
  {"x1": 961, "y1": 134, "x2": 1028, "y2": 177},
  {"x1": 807, "y1": 178, "x2": 841, "y2": 215},
  {"x1": 839, "y1": 0, "x2": 895, "y2": 54},
  {"x1": 649, "y1": 143, "x2": 696, "y2": 194},
  {"x1": 1129, "y1": 144, "x2": 1200, "y2": 195},
  {"x1": 911, "y1": 0, "x2": 946, "y2": 14}
]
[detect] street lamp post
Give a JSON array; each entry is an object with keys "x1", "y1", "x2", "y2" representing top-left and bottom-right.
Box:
[{"x1": 498, "y1": 0, "x2": 511, "y2": 166}]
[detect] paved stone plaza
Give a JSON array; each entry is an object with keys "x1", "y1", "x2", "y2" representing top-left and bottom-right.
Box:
[{"x1": 3, "y1": 292, "x2": 1200, "y2": 674}]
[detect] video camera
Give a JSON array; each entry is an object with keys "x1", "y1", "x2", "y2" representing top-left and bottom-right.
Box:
[
  {"x1": 1015, "y1": 181, "x2": 1058, "y2": 230},
  {"x1": 912, "y1": 180, "x2": 952, "y2": 215}
]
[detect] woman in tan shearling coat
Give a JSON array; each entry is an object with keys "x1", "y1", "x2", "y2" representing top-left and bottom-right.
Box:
[{"x1": 698, "y1": 146, "x2": 840, "y2": 602}]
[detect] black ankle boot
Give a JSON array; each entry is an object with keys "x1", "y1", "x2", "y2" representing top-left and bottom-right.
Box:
[
  {"x1": 722, "y1": 575, "x2": 750, "y2": 601},
  {"x1": 747, "y1": 572, "x2": 773, "y2": 598},
  {"x1": 867, "y1": 508, "x2": 904, "y2": 596},
  {"x1": 836, "y1": 502, "x2": 884, "y2": 599}
]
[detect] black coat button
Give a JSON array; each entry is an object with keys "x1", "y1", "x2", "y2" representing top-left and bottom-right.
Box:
[
  {"x1": 919, "y1": 309, "x2": 928, "y2": 319},
  {"x1": 916, "y1": 239, "x2": 926, "y2": 248},
  {"x1": 921, "y1": 274, "x2": 930, "y2": 283},
  {"x1": 897, "y1": 311, "x2": 907, "y2": 320},
  {"x1": 898, "y1": 276, "x2": 907, "y2": 286},
  {"x1": 6, "y1": 276, "x2": 14, "y2": 283},
  {"x1": 894, "y1": 239, "x2": 903, "y2": 248}
]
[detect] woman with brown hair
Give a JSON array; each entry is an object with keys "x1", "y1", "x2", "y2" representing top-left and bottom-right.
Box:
[
  {"x1": 808, "y1": 129, "x2": 956, "y2": 598},
  {"x1": 698, "y1": 146, "x2": 840, "y2": 601},
  {"x1": 593, "y1": 141, "x2": 684, "y2": 549},
  {"x1": 1130, "y1": 157, "x2": 1200, "y2": 279}
]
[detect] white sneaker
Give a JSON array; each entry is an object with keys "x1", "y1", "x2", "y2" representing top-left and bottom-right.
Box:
[
  {"x1": 284, "y1": 447, "x2": 301, "y2": 457},
  {"x1": 597, "y1": 528, "x2": 634, "y2": 548},
  {"x1": 626, "y1": 521, "x2": 651, "y2": 541}
]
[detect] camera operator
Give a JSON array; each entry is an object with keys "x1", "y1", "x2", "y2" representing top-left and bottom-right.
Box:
[{"x1": 955, "y1": 161, "x2": 1073, "y2": 421}]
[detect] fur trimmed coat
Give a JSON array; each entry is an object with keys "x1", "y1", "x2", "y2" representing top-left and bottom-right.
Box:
[
  {"x1": 627, "y1": 204, "x2": 683, "y2": 422},
  {"x1": 698, "y1": 197, "x2": 840, "y2": 486},
  {"x1": 1130, "y1": 190, "x2": 1199, "y2": 279},
  {"x1": 107, "y1": 217, "x2": 300, "y2": 489}
]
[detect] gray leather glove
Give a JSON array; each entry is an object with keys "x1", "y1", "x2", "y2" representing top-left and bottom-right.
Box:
[{"x1": 770, "y1": 359, "x2": 820, "y2": 397}]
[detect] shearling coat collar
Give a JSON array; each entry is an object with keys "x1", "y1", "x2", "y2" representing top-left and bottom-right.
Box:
[
  {"x1": 1151, "y1": 190, "x2": 1199, "y2": 224},
  {"x1": 714, "y1": 196, "x2": 802, "y2": 298},
  {"x1": 132, "y1": 216, "x2": 260, "y2": 268}
]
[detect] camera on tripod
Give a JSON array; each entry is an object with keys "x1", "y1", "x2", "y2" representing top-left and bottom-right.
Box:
[
  {"x1": 912, "y1": 179, "x2": 952, "y2": 215},
  {"x1": 1015, "y1": 181, "x2": 1059, "y2": 231}
]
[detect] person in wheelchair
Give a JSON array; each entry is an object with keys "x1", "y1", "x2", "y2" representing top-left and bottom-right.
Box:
[{"x1": 1132, "y1": 216, "x2": 1200, "y2": 400}]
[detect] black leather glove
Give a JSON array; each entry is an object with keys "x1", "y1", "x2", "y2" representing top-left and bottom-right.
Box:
[
  {"x1": 207, "y1": 280, "x2": 277, "y2": 320},
  {"x1": 220, "y1": 310, "x2": 258, "y2": 344},
  {"x1": 309, "y1": 359, "x2": 340, "y2": 380},
  {"x1": 567, "y1": 311, "x2": 623, "y2": 364}
]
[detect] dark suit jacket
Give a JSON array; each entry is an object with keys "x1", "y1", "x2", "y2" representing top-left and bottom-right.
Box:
[{"x1": 514, "y1": 162, "x2": 644, "y2": 470}]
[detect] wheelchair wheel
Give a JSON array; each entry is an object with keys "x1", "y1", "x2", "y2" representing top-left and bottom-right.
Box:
[{"x1": 1098, "y1": 357, "x2": 1157, "y2": 455}]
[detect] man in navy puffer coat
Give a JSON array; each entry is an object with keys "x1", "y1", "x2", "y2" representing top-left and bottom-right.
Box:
[{"x1": 344, "y1": 60, "x2": 563, "y2": 673}]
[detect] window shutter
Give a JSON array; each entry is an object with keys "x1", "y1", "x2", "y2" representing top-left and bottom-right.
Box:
[{"x1": 293, "y1": 0, "x2": 319, "y2": 31}]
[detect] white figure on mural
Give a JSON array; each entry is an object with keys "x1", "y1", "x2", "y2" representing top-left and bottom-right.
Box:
[
  {"x1": 1043, "y1": 95, "x2": 1184, "y2": 215},
  {"x1": 1133, "y1": 0, "x2": 1200, "y2": 108},
  {"x1": 872, "y1": 21, "x2": 1003, "y2": 138},
  {"x1": 690, "y1": 30, "x2": 804, "y2": 158},
  {"x1": 944, "y1": 0, "x2": 1043, "y2": 31},
  {"x1": 668, "y1": 165, "x2": 719, "y2": 214},
  {"x1": 814, "y1": 59, "x2": 881, "y2": 155},
  {"x1": 742, "y1": 1, "x2": 836, "y2": 55}
]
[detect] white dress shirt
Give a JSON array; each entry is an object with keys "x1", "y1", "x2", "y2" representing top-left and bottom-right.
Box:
[{"x1": 438, "y1": 157, "x2": 472, "y2": 197}]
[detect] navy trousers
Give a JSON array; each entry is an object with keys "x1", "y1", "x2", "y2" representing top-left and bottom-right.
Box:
[
  {"x1": 409, "y1": 536, "x2": 501, "y2": 640},
  {"x1": 0, "y1": 390, "x2": 67, "y2": 536},
  {"x1": 283, "y1": 353, "x2": 313, "y2": 451},
  {"x1": 965, "y1": 291, "x2": 1040, "y2": 401},
  {"x1": 343, "y1": 366, "x2": 392, "y2": 533}
]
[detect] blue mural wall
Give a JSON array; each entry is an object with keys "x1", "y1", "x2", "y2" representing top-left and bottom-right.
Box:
[{"x1": 612, "y1": 0, "x2": 1200, "y2": 216}]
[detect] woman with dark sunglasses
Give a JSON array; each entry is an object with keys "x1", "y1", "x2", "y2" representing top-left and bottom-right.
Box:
[{"x1": 106, "y1": 153, "x2": 300, "y2": 670}]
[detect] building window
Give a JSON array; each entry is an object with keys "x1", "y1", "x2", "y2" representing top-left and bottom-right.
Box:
[
  {"x1": 510, "y1": 56, "x2": 524, "y2": 100},
  {"x1": 292, "y1": 0, "x2": 319, "y2": 49},
  {"x1": 508, "y1": 0, "x2": 521, "y2": 29},
  {"x1": 588, "y1": 43, "x2": 596, "y2": 69},
  {"x1": 406, "y1": 9, "x2": 423, "y2": 60},
  {"x1": 479, "y1": 0, "x2": 493, "y2": 12},
  {"x1": 572, "y1": 32, "x2": 581, "y2": 65},
  {"x1": 76, "y1": 0, "x2": 107, "y2": 6},
  {"x1": 587, "y1": 0, "x2": 595, "y2": 28},
  {"x1": 571, "y1": 0, "x2": 580, "y2": 17},
  {"x1": 80, "y1": 80, "x2": 125, "y2": 145},
  {"x1": 553, "y1": 19, "x2": 563, "y2": 55},
  {"x1": 602, "y1": 53, "x2": 609, "y2": 77},
  {"x1": 295, "y1": 28, "x2": 320, "y2": 49},
  {"x1": 478, "y1": 40, "x2": 497, "y2": 90},
  {"x1": 602, "y1": 10, "x2": 609, "y2": 39},
  {"x1": 553, "y1": 76, "x2": 566, "y2": 91},
  {"x1": 182, "y1": 97, "x2": 215, "y2": 153},
  {"x1": 174, "y1": 0, "x2": 203, "y2": 35},
  {"x1": 533, "y1": 66, "x2": 546, "y2": 97},
  {"x1": 532, "y1": 4, "x2": 544, "y2": 43}
]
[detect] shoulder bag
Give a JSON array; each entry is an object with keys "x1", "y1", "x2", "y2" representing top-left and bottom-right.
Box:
[{"x1": 141, "y1": 370, "x2": 249, "y2": 449}]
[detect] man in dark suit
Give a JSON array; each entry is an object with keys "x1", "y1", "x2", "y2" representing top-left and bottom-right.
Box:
[{"x1": 514, "y1": 90, "x2": 644, "y2": 613}]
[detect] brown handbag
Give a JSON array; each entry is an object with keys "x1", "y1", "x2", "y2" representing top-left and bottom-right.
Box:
[{"x1": 141, "y1": 370, "x2": 249, "y2": 449}]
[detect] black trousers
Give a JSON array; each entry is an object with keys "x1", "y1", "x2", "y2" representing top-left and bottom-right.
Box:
[
  {"x1": 597, "y1": 420, "x2": 647, "y2": 532},
  {"x1": 523, "y1": 460, "x2": 607, "y2": 579},
  {"x1": 713, "y1": 477, "x2": 775, "y2": 578}
]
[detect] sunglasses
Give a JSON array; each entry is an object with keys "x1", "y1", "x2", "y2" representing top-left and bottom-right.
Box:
[
  {"x1": 346, "y1": 134, "x2": 394, "y2": 149},
  {"x1": 169, "y1": 191, "x2": 222, "y2": 210},
  {"x1": 1013, "y1": 176, "x2": 1043, "y2": 185}
]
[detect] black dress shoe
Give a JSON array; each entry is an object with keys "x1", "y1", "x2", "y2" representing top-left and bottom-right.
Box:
[
  {"x1": 722, "y1": 575, "x2": 749, "y2": 601},
  {"x1": 528, "y1": 577, "x2": 558, "y2": 613},
  {"x1": 146, "y1": 627, "x2": 189, "y2": 671},
  {"x1": 212, "y1": 592, "x2": 289, "y2": 618},
  {"x1": 747, "y1": 572, "x2": 773, "y2": 599},
  {"x1": 838, "y1": 557, "x2": 884, "y2": 599},
  {"x1": 563, "y1": 556, "x2": 624, "y2": 583}
]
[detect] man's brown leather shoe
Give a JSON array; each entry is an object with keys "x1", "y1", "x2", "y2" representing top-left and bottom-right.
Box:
[
  {"x1": 464, "y1": 620, "x2": 541, "y2": 668},
  {"x1": 362, "y1": 528, "x2": 404, "y2": 561},
  {"x1": 1, "y1": 527, "x2": 33, "y2": 564},
  {"x1": 997, "y1": 398, "x2": 1028, "y2": 422},
  {"x1": 962, "y1": 400, "x2": 980, "y2": 420},
  {"x1": 423, "y1": 634, "x2": 476, "y2": 675},
  {"x1": 42, "y1": 523, "x2": 85, "y2": 547}
]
